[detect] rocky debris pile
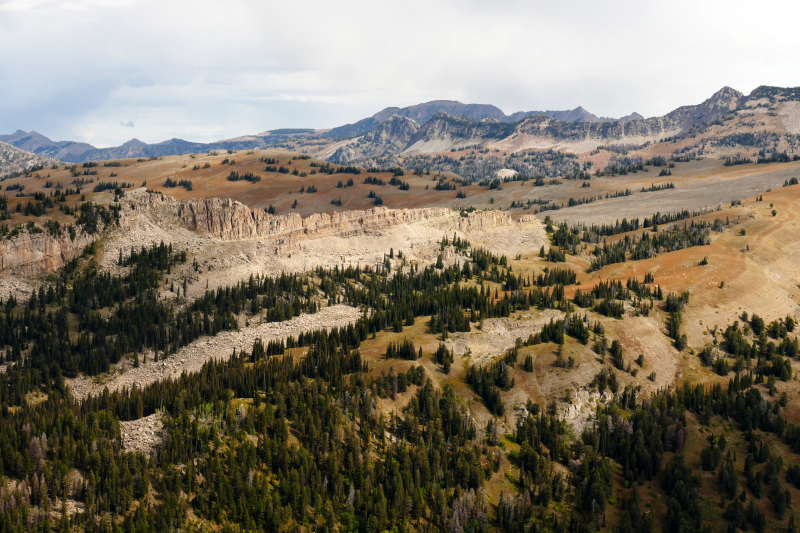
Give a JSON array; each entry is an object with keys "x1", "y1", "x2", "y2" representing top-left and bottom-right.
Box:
[
  {"x1": 120, "y1": 413, "x2": 164, "y2": 455},
  {"x1": 99, "y1": 192, "x2": 547, "y2": 300},
  {"x1": 0, "y1": 275, "x2": 33, "y2": 302},
  {"x1": 68, "y1": 304, "x2": 362, "y2": 400},
  {"x1": 561, "y1": 389, "x2": 614, "y2": 435},
  {"x1": 495, "y1": 168, "x2": 518, "y2": 179},
  {"x1": 102, "y1": 211, "x2": 213, "y2": 270},
  {"x1": 445, "y1": 310, "x2": 565, "y2": 364}
]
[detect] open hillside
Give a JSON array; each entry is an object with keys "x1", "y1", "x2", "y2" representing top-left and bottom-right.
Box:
[{"x1": 3, "y1": 146, "x2": 799, "y2": 237}]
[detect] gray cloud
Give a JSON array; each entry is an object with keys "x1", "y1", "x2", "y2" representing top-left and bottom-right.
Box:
[
  {"x1": 120, "y1": 120, "x2": 135, "y2": 128},
  {"x1": 0, "y1": 0, "x2": 799, "y2": 147}
]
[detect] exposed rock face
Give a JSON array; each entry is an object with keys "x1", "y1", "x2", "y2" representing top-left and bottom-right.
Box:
[
  {"x1": 0, "y1": 130, "x2": 319, "y2": 164},
  {"x1": 362, "y1": 116, "x2": 420, "y2": 149},
  {"x1": 659, "y1": 86, "x2": 745, "y2": 130},
  {"x1": 156, "y1": 192, "x2": 537, "y2": 247},
  {"x1": 0, "y1": 276, "x2": 33, "y2": 302},
  {"x1": 454, "y1": 210, "x2": 517, "y2": 232},
  {"x1": 123, "y1": 189, "x2": 526, "y2": 244},
  {"x1": 375, "y1": 101, "x2": 508, "y2": 125},
  {"x1": 175, "y1": 197, "x2": 480, "y2": 241},
  {"x1": 325, "y1": 144, "x2": 358, "y2": 164},
  {"x1": 328, "y1": 115, "x2": 420, "y2": 163},
  {"x1": 404, "y1": 111, "x2": 516, "y2": 153},
  {"x1": 0, "y1": 229, "x2": 94, "y2": 277},
  {"x1": 329, "y1": 99, "x2": 642, "y2": 136},
  {"x1": 0, "y1": 140, "x2": 61, "y2": 177},
  {"x1": 1, "y1": 187, "x2": 544, "y2": 279}
]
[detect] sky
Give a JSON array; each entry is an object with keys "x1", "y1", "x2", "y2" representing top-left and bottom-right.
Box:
[{"x1": 1, "y1": 0, "x2": 799, "y2": 147}]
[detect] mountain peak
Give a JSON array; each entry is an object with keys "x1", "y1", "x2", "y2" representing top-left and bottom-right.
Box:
[
  {"x1": 619, "y1": 112, "x2": 644, "y2": 122},
  {"x1": 121, "y1": 138, "x2": 148, "y2": 148},
  {"x1": 713, "y1": 86, "x2": 743, "y2": 98}
]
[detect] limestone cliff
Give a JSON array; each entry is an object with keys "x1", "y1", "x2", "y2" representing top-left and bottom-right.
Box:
[
  {"x1": 1, "y1": 188, "x2": 544, "y2": 278},
  {"x1": 176, "y1": 197, "x2": 466, "y2": 241},
  {"x1": 0, "y1": 228, "x2": 94, "y2": 277}
]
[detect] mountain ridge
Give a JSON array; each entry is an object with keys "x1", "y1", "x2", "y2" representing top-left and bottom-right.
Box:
[
  {"x1": 324, "y1": 86, "x2": 753, "y2": 162},
  {"x1": 4, "y1": 84, "x2": 799, "y2": 168},
  {"x1": 324, "y1": 101, "x2": 643, "y2": 139}
]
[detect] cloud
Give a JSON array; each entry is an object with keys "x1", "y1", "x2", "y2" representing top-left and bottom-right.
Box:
[
  {"x1": 120, "y1": 120, "x2": 135, "y2": 128},
  {"x1": 0, "y1": 0, "x2": 799, "y2": 146}
]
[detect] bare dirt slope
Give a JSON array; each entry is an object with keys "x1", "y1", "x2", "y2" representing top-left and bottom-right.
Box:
[{"x1": 547, "y1": 159, "x2": 800, "y2": 226}]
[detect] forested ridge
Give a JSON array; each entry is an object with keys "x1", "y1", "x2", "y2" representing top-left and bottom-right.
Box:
[{"x1": 0, "y1": 222, "x2": 799, "y2": 533}]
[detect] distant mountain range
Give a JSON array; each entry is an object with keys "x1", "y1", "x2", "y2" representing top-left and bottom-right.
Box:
[
  {"x1": 323, "y1": 101, "x2": 643, "y2": 139},
  {"x1": 3, "y1": 85, "x2": 799, "y2": 170},
  {"x1": 0, "y1": 130, "x2": 96, "y2": 162},
  {"x1": 321, "y1": 86, "x2": 756, "y2": 163},
  {"x1": 0, "y1": 100, "x2": 645, "y2": 164},
  {"x1": 0, "y1": 129, "x2": 318, "y2": 164}
]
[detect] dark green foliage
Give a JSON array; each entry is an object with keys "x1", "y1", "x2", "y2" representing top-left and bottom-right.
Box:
[
  {"x1": 311, "y1": 162, "x2": 361, "y2": 174},
  {"x1": 434, "y1": 343, "x2": 454, "y2": 373},
  {"x1": 385, "y1": 338, "x2": 418, "y2": 360},
  {"x1": 389, "y1": 176, "x2": 409, "y2": 189},
  {"x1": 641, "y1": 182, "x2": 675, "y2": 192},
  {"x1": 227, "y1": 171, "x2": 261, "y2": 183},
  {"x1": 434, "y1": 179, "x2": 456, "y2": 191},
  {"x1": 610, "y1": 339, "x2": 624, "y2": 369},
  {"x1": 595, "y1": 298, "x2": 624, "y2": 319},
  {"x1": 4, "y1": 200, "x2": 800, "y2": 533},
  {"x1": 364, "y1": 176, "x2": 385, "y2": 186},
  {"x1": 663, "y1": 454, "x2": 703, "y2": 532},
  {"x1": 164, "y1": 177, "x2": 193, "y2": 190},
  {"x1": 93, "y1": 180, "x2": 134, "y2": 192},
  {"x1": 535, "y1": 266, "x2": 576, "y2": 286},
  {"x1": 466, "y1": 347, "x2": 519, "y2": 415},
  {"x1": 523, "y1": 353, "x2": 533, "y2": 372}
]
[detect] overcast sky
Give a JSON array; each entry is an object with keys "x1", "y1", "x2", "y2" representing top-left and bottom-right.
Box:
[{"x1": 1, "y1": 0, "x2": 799, "y2": 147}]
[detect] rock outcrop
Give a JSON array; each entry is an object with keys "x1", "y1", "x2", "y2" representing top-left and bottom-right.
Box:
[
  {"x1": 177, "y1": 198, "x2": 450, "y2": 241},
  {"x1": 404, "y1": 111, "x2": 516, "y2": 153},
  {"x1": 174, "y1": 196, "x2": 527, "y2": 243},
  {"x1": 0, "y1": 228, "x2": 94, "y2": 277},
  {"x1": 327, "y1": 115, "x2": 420, "y2": 163},
  {"x1": 0, "y1": 140, "x2": 61, "y2": 177},
  {"x1": 1, "y1": 187, "x2": 544, "y2": 279}
]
